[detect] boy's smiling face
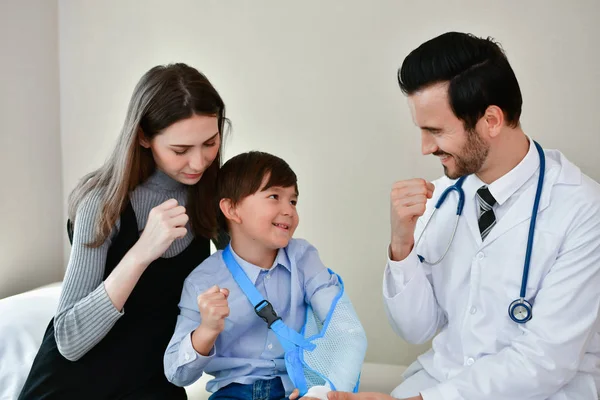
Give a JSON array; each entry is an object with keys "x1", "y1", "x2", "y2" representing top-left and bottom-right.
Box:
[{"x1": 233, "y1": 175, "x2": 299, "y2": 251}]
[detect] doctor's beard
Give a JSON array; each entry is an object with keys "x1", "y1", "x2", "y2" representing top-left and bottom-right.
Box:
[{"x1": 435, "y1": 128, "x2": 490, "y2": 179}]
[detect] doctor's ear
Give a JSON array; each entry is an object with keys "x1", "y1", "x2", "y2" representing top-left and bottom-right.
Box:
[
  {"x1": 483, "y1": 106, "x2": 504, "y2": 138},
  {"x1": 219, "y1": 198, "x2": 242, "y2": 225}
]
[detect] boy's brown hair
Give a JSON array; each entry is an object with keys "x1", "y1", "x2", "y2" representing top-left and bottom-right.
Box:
[{"x1": 216, "y1": 151, "x2": 298, "y2": 233}]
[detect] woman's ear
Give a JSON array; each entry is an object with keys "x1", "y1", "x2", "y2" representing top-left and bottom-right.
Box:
[
  {"x1": 219, "y1": 198, "x2": 242, "y2": 225},
  {"x1": 138, "y1": 129, "x2": 151, "y2": 148}
]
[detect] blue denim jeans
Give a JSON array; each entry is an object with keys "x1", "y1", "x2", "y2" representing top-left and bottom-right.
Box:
[{"x1": 208, "y1": 377, "x2": 287, "y2": 400}]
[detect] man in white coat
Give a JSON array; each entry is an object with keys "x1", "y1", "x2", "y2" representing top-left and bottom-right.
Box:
[{"x1": 328, "y1": 32, "x2": 600, "y2": 400}]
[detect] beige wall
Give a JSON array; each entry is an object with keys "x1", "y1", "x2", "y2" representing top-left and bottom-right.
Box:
[
  {"x1": 0, "y1": 0, "x2": 63, "y2": 298},
  {"x1": 54, "y1": 0, "x2": 600, "y2": 366}
]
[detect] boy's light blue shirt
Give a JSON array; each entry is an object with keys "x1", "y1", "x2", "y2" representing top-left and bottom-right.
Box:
[{"x1": 163, "y1": 238, "x2": 341, "y2": 394}]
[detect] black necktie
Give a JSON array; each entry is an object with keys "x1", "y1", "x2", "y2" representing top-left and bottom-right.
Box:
[{"x1": 477, "y1": 186, "x2": 497, "y2": 241}]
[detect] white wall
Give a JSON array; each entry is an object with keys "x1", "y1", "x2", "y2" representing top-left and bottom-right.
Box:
[
  {"x1": 0, "y1": 0, "x2": 63, "y2": 298},
  {"x1": 58, "y1": 0, "x2": 600, "y2": 366}
]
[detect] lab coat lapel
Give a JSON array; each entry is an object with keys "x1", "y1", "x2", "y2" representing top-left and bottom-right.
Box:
[{"x1": 480, "y1": 169, "x2": 554, "y2": 249}]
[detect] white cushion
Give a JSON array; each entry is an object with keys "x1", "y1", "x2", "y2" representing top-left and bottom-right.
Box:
[
  {"x1": 0, "y1": 283, "x2": 62, "y2": 400},
  {"x1": 359, "y1": 362, "x2": 406, "y2": 394},
  {"x1": 185, "y1": 373, "x2": 213, "y2": 400}
]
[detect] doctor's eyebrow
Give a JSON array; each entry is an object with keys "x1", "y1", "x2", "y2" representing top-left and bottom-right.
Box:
[{"x1": 421, "y1": 126, "x2": 443, "y2": 133}]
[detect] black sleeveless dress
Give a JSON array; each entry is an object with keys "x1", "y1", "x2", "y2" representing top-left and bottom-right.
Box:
[{"x1": 19, "y1": 200, "x2": 210, "y2": 399}]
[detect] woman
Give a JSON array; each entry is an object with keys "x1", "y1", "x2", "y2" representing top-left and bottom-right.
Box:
[{"x1": 19, "y1": 63, "x2": 229, "y2": 399}]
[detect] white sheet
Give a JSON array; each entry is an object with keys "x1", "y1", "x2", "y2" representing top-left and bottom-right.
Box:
[{"x1": 0, "y1": 283, "x2": 61, "y2": 400}]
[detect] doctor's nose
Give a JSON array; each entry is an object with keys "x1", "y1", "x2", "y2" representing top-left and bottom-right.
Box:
[{"x1": 421, "y1": 132, "x2": 438, "y2": 155}]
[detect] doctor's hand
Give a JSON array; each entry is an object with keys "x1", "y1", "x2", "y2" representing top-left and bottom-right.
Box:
[{"x1": 390, "y1": 178, "x2": 434, "y2": 261}]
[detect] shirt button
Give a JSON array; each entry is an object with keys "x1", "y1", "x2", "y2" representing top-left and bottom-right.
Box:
[
  {"x1": 476, "y1": 252, "x2": 485, "y2": 260},
  {"x1": 184, "y1": 353, "x2": 190, "y2": 361},
  {"x1": 470, "y1": 306, "x2": 477, "y2": 315},
  {"x1": 466, "y1": 357, "x2": 475, "y2": 366},
  {"x1": 266, "y1": 274, "x2": 271, "y2": 279},
  {"x1": 268, "y1": 343, "x2": 273, "y2": 350}
]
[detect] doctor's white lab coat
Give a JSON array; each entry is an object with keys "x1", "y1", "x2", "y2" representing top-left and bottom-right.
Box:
[{"x1": 384, "y1": 147, "x2": 600, "y2": 400}]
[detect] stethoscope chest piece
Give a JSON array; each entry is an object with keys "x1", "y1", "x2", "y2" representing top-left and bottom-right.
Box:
[{"x1": 508, "y1": 298, "x2": 532, "y2": 323}]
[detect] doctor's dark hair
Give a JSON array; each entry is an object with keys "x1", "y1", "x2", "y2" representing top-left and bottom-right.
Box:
[
  {"x1": 216, "y1": 151, "x2": 298, "y2": 233},
  {"x1": 398, "y1": 32, "x2": 522, "y2": 131}
]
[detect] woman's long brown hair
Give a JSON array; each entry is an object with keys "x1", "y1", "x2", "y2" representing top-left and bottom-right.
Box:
[{"x1": 68, "y1": 63, "x2": 229, "y2": 247}]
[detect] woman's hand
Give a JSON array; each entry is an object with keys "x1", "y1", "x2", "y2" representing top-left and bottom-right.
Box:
[
  {"x1": 130, "y1": 198, "x2": 188, "y2": 266},
  {"x1": 104, "y1": 199, "x2": 188, "y2": 311}
]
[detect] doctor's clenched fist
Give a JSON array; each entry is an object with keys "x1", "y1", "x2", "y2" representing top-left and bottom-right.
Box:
[{"x1": 390, "y1": 178, "x2": 434, "y2": 261}]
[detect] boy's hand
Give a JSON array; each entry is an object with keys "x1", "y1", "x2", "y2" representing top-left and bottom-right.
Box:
[
  {"x1": 197, "y1": 285, "x2": 230, "y2": 333},
  {"x1": 326, "y1": 392, "x2": 401, "y2": 400},
  {"x1": 290, "y1": 387, "x2": 331, "y2": 400},
  {"x1": 289, "y1": 389, "x2": 321, "y2": 400}
]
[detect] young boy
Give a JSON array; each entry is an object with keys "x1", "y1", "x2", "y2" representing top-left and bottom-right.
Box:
[{"x1": 164, "y1": 151, "x2": 366, "y2": 400}]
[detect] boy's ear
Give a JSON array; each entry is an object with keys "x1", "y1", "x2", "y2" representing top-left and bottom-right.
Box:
[
  {"x1": 219, "y1": 198, "x2": 242, "y2": 225},
  {"x1": 138, "y1": 129, "x2": 151, "y2": 148}
]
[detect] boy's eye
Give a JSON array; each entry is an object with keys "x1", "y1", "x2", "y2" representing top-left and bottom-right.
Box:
[
  {"x1": 290, "y1": 200, "x2": 297, "y2": 206},
  {"x1": 268, "y1": 194, "x2": 279, "y2": 200},
  {"x1": 173, "y1": 149, "x2": 188, "y2": 155}
]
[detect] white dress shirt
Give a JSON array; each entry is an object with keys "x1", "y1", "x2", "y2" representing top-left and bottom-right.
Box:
[{"x1": 384, "y1": 140, "x2": 600, "y2": 400}]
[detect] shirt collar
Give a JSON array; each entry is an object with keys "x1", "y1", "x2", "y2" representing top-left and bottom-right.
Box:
[
  {"x1": 487, "y1": 138, "x2": 539, "y2": 205},
  {"x1": 229, "y1": 246, "x2": 291, "y2": 284},
  {"x1": 464, "y1": 137, "x2": 539, "y2": 205}
]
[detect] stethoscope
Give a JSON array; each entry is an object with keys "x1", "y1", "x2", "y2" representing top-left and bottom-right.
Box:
[{"x1": 416, "y1": 141, "x2": 545, "y2": 324}]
